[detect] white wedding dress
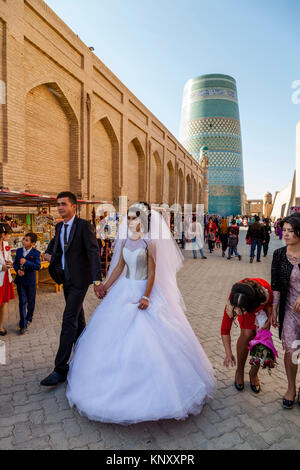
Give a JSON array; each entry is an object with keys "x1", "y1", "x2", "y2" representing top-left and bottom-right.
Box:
[{"x1": 66, "y1": 236, "x2": 216, "y2": 425}]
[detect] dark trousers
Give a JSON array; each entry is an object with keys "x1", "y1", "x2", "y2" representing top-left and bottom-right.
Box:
[
  {"x1": 54, "y1": 279, "x2": 88, "y2": 376},
  {"x1": 263, "y1": 241, "x2": 269, "y2": 256},
  {"x1": 181, "y1": 231, "x2": 185, "y2": 249},
  {"x1": 17, "y1": 283, "x2": 37, "y2": 329},
  {"x1": 220, "y1": 234, "x2": 228, "y2": 252},
  {"x1": 208, "y1": 240, "x2": 214, "y2": 252},
  {"x1": 250, "y1": 239, "x2": 262, "y2": 261}
]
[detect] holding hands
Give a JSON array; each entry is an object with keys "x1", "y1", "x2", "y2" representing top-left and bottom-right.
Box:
[{"x1": 94, "y1": 283, "x2": 107, "y2": 299}]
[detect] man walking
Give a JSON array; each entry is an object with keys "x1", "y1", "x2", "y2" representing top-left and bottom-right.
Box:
[
  {"x1": 40, "y1": 192, "x2": 106, "y2": 386},
  {"x1": 246, "y1": 215, "x2": 265, "y2": 263},
  {"x1": 187, "y1": 215, "x2": 207, "y2": 259}
]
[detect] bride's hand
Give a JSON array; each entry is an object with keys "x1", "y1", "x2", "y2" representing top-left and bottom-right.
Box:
[{"x1": 138, "y1": 298, "x2": 149, "y2": 310}]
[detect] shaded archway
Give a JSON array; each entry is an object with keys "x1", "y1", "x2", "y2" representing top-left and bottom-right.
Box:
[
  {"x1": 92, "y1": 116, "x2": 120, "y2": 202},
  {"x1": 166, "y1": 160, "x2": 175, "y2": 206},
  {"x1": 150, "y1": 151, "x2": 162, "y2": 204},
  {"x1": 186, "y1": 174, "x2": 192, "y2": 204},
  {"x1": 192, "y1": 176, "x2": 197, "y2": 210},
  {"x1": 25, "y1": 82, "x2": 79, "y2": 194},
  {"x1": 178, "y1": 168, "x2": 185, "y2": 209},
  {"x1": 127, "y1": 137, "x2": 146, "y2": 205},
  {"x1": 198, "y1": 182, "x2": 203, "y2": 204}
]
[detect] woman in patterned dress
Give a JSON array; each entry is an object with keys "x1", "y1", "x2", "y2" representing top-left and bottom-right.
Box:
[
  {"x1": 272, "y1": 215, "x2": 300, "y2": 409},
  {"x1": 0, "y1": 223, "x2": 15, "y2": 336}
]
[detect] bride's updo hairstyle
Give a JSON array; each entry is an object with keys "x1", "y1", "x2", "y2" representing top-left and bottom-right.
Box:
[
  {"x1": 229, "y1": 279, "x2": 267, "y2": 313},
  {"x1": 127, "y1": 202, "x2": 151, "y2": 234}
]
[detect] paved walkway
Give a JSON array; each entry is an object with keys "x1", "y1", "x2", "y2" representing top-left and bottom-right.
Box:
[{"x1": 1, "y1": 229, "x2": 300, "y2": 450}]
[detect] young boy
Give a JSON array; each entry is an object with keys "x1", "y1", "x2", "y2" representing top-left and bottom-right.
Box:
[
  {"x1": 13, "y1": 233, "x2": 41, "y2": 334},
  {"x1": 227, "y1": 228, "x2": 242, "y2": 261},
  {"x1": 208, "y1": 228, "x2": 216, "y2": 253}
]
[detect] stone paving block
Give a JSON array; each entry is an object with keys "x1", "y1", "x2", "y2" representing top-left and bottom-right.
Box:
[
  {"x1": 236, "y1": 427, "x2": 269, "y2": 450},
  {"x1": 269, "y1": 438, "x2": 300, "y2": 450},
  {"x1": 0, "y1": 413, "x2": 29, "y2": 426},
  {"x1": 0, "y1": 425, "x2": 13, "y2": 438},
  {"x1": 49, "y1": 431, "x2": 70, "y2": 450},
  {"x1": 69, "y1": 430, "x2": 102, "y2": 448},
  {"x1": 0, "y1": 437, "x2": 13, "y2": 450},
  {"x1": 63, "y1": 418, "x2": 82, "y2": 438},
  {"x1": 209, "y1": 431, "x2": 243, "y2": 450},
  {"x1": 13, "y1": 436, "x2": 51, "y2": 450}
]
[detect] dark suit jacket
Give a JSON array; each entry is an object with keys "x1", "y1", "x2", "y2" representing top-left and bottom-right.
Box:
[
  {"x1": 271, "y1": 246, "x2": 297, "y2": 339},
  {"x1": 13, "y1": 247, "x2": 41, "y2": 286},
  {"x1": 246, "y1": 222, "x2": 265, "y2": 241},
  {"x1": 46, "y1": 216, "x2": 102, "y2": 288}
]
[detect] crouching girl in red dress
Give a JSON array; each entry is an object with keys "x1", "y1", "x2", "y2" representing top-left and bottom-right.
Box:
[{"x1": 221, "y1": 278, "x2": 273, "y2": 393}]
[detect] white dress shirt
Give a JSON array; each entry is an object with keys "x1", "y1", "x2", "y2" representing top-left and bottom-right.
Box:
[
  {"x1": 60, "y1": 214, "x2": 76, "y2": 270},
  {"x1": 23, "y1": 247, "x2": 32, "y2": 258}
]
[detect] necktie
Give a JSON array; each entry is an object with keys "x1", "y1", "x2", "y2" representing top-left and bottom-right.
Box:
[{"x1": 64, "y1": 224, "x2": 70, "y2": 280}]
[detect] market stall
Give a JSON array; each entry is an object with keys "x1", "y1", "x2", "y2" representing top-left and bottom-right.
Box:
[{"x1": 0, "y1": 189, "x2": 111, "y2": 290}]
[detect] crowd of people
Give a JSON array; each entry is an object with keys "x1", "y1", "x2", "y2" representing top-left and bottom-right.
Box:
[{"x1": 182, "y1": 213, "x2": 272, "y2": 262}]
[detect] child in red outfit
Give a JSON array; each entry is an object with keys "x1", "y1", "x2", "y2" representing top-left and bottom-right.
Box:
[
  {"x1": 221, "y1": 278, "x2": 273, "y2": 393},
  {"x1": 0, "y1": 223, "x2": 15, "y2": 336}
]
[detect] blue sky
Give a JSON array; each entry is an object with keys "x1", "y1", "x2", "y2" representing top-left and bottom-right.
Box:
[{"x1": 46, "y1": 0, "x2": 300, "y2": 199}]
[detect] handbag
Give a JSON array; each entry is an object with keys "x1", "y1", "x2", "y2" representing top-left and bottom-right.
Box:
[{"x1": 246, "y1": 237, "x2": 251, "y2": 245}]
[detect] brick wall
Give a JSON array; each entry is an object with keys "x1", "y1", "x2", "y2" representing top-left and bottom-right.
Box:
[{"x1": 0, "y1": 0, "x2": 207, "y2": 212}]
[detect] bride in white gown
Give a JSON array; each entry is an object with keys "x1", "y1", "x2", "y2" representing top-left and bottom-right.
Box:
[{"x1": 66, "y1": 203, "x2": 216, "y2": 424}]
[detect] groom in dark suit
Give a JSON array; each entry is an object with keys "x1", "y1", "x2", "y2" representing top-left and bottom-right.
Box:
[{"x1": 40, "y1": 191, "x2": 106, "y2": 386}]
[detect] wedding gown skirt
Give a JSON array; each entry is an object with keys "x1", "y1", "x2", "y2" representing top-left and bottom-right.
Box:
[{"x1": 66, "y1": 242, "x2": 216, "y2": 425}]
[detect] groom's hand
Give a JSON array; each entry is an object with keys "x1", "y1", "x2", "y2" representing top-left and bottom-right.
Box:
[{"x1": 94, "y1": 283, "x2": 107, "y2": 299}]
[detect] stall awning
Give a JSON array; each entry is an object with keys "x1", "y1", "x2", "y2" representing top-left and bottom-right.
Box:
[{"x1": 0, "y1": 189, "x2": 111, "y2": 207}]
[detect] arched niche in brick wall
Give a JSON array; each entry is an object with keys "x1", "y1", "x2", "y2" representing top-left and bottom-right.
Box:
[
  {"x1": 166, "y1": 160, "x2": 175, "y2": 207},
  {"x1": 25, "y1": 82, "x2": 79, "y2": 195},
  {"x1": 127, "y1": 137, "x2": 146, "y2": 206},
  {"x1": 192, "y1": 175, "x2": 197, "y2": 210},
  {"x1": 186, "y1": 173, "x2": 192, "y2": 205},
  {"x1": 92, "y1": 116, "x2": 120, "y2": 202},
  {"x1": 150, "y1": 151, "x2": 162, "y2": 205},
  {"x1": 198, "y1": 181, "x2": 203, "y2": 204},
  {"x1": 178, "y1": 168, "x2": 185, "y2": 208}
]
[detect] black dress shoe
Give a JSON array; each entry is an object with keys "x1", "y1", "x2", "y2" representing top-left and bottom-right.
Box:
[
  {"x1": 0, "y1": 329, "x2": 7, "y2": 336},
  {"x1": 40, "y1": 371, "x2": 67, "y2": 387},
  {"x1": 249, "y1": 372, "x2": 261, "y2": 393},
  {"x1": 234, "y1": 381, "x2": 244, "y2": 391},
  {"x1": 282, "y1": 397, "x2": 295, "y2": 409}
]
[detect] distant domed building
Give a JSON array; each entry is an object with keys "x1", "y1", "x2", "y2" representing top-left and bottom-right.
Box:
[{"x1": 179, "y1": 74, "x2": 245, "y2": 216}]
